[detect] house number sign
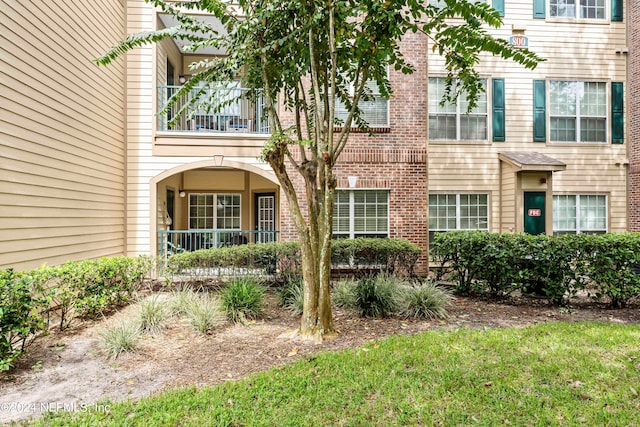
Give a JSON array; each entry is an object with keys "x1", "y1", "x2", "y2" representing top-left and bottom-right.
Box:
[{"x1": 528, "y1": 208, "x2": 542, "y2": 217}]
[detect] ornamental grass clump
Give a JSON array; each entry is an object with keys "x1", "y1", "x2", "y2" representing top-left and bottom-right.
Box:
[
  {"x1": 353, "y1": 275, "x2": 402, "y2": 318},
  {"x1": 169, "y1": 286, "x2": 201, "y2": 317},
  {"x1": 332, "y1": 278, "x2": 358, "y2": 308},
  {"x1": 278, "y1": 278, "x2": 304, "y2": 316},
  {"x1": 138, "y1": 294, "x2": 169, "y2": 334},
  {"x1": 221, "y1": 276, "x2": 266, "y2": 322},
  {"x1": 184, "y1": 294, "x2": 226, "y2": 333},
  {"x1": 100, "y1": 320, "x2": 141, "y2": 359},
  {"x1": 398, "y1": 282, "x2": 453, "y2": 319}
]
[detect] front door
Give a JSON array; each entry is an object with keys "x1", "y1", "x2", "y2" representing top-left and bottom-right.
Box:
[
  {"x1": 524, "y1": 192, "x2": 545, "y2": 235},
  {"x1": 255, "y1": 193, "x2": 276, "y2": 243}
]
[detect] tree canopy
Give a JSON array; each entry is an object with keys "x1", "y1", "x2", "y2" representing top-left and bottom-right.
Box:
[{"x1": 97, "y1": 0, "x2": 542, "y2": 340}]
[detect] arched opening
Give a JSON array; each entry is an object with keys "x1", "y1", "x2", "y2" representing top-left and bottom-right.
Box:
[{"x1": 150, "y1": 160, "x2": 280, "y2": 262}]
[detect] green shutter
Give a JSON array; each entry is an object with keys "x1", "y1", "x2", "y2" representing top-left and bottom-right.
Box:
[
  {"x1": 611, "y1": 81, "x2": 624, "y2": 144},
  {"x1": 493, "y1": 0, "x2": 505, "y2": 16},
  {"x1": 533, "y1": 0, "x2": 545, "y2": 18},
  {"x1": 533, "y1": 80, "x2": 546, "y2": 142},
  {"x1": 611, "y1": 0, "x2": 623, "y2": 22},
  {"x1": 492, "y1": 78, "x2": 505, "y2": 142}
]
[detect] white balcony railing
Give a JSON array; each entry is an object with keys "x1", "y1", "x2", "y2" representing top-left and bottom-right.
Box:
[{"x1": 158, "y1": 85, "x2": 270, "y2": 134}]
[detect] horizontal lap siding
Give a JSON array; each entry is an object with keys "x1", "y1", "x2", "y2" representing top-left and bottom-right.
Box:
[
  {"x1": 0, "y1": 0, "x2": 126, "y2": 270},
  {"x1": 427, "y1": 1, "x2": 627, "y2": 233}
]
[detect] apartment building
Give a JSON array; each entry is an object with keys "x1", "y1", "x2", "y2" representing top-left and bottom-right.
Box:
[{"x1": 0, "y1": 0, "x2": 630, "y2": 272}]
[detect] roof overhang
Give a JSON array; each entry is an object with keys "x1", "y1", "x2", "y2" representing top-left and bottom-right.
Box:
[{"x1": 498, "y1": 151, "x2": 567, "y2": 172}]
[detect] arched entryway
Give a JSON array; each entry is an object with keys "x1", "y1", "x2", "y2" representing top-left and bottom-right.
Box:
[{"x1": 150, "y1": 160, "x2": 280, "y2": 261}]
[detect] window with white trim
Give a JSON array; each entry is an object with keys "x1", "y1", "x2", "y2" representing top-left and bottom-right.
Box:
[
  {"x1": 550, "y1": 81, "x2": 606, "y2": 143},
  {"x1": 429, "y1": 77, "x2": 488, "y2": 141},
  {"x1": 189, "y1": 193, "x2": 241, "y2": 229},
  {"x1": 429, "y1": 193, "x2": 489, "y2": 243},
  {"x1": 550, "y1": 0, "x2": 606, "y2": 20},
  {"x1": 333, "y1": 190, "x2": 389, "y2": 238},
  {"x1": 429, "y1": 193, "x2": 489, "y2": 231},
  {"x1": 553, "y1": 194, "x2": 607, "y2": 235},
  {"x1": 335, "y1": 79, "x2": 389, "y2": 127}
]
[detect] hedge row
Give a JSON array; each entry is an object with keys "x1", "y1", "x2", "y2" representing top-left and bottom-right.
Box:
[
  {"x1": 165, "y1": 238, "x2": 421, "y2": 281},
  {"x1": 431, "y1": 231, "x2": 640, "y2": 307},
  {"x1": 1, "y1": 256, "x2": 150, "y2": 371}
]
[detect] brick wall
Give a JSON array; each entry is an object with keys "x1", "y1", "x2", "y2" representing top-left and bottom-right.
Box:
[
  {"x1": 631, "y1": 1, "x2": 640, "y2": 231},
  {"x1": 277, "y1": 31, "x2": 430, "y2": 273}
]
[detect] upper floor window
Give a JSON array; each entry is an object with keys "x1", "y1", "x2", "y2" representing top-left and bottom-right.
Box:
[
  {"x1": 550, "y1": 0, "x2": 605, "y2": 19},
  {"x1": 550, "y1": 81, "x2": 606, "y2": 143},
  {"x1": 333, "y1": 190, "x2": 389, "y2": 238},
  {"x1": 553, "y1": 194, "x2": 607, "y2": 234},
  {"x1": 335, "y1": 79, "x2": 389, "y2": 128},
  {"x1": 429, "y1": 77, "x2": 488, "y2": 141}
]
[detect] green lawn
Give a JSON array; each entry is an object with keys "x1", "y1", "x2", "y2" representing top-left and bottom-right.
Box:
[{"x1": 39, "y1": 322, "x2": 640, "y2": 426}]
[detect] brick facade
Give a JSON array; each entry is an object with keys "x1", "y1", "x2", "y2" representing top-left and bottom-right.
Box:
[
  {"x1": 277, "y1": 31, "x2": 430, "y2": 272},
  {"x1": 630, "y1": 1, "x2": 640, "y2": 231}
]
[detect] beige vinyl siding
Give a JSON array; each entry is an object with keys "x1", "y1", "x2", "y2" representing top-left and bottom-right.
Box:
[
  {"x1": 0, "y1": 0, "x2": 126, "y2": 270},
  {"x1": 500, "y1": 162, "x2": 517, "y2": 232},
  {"x1": 427, "y1": 0, "x2": 627, "y2": 233}
]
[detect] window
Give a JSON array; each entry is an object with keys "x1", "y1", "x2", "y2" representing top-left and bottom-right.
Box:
[
  {"x1": 429, "y1": 78, "x2": 488, "y2": 141},
  {"x1": 550, "y1": 81, "x2": 606, "y2": 143},
  {"x1": 550, "y1": 0, "x2": 606, "y2": 19},
  {"x1": 429, "y1": 193, "x2": 489, "y2": 241},
  {"x1": 333, "y1": 190, "x2": 389, "y2": 238},
  {"x1": 189, "y1": 193, "x2": 241, "y2": 229},
  {"x1": 335, "y1": 79, "x2": 389, "y2": 128},
  {"x1": 553, "y1": 194, "x2": 607, "y2": 234}
]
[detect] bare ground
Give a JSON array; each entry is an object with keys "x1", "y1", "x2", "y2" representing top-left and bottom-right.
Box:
[{"x1": 1, "y1": 290, "x2": 639, "y2": 425}]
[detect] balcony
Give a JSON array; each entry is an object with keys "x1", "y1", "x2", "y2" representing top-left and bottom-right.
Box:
[{"x1": 157, "y1": 85, "x2": 270, "y2": 135}]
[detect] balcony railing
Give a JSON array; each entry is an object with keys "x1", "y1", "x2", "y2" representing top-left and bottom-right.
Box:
[
  {"x1": 157, "y1": 85, "x2": 270, "y2": 134},
  {"x1": 158, "y1": 229, "x2": 278, "y2": 260}
]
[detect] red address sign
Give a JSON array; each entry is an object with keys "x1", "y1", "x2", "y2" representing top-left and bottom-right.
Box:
[{"x1": 528, "y1": 208, "x2": 542, "y2": 217}]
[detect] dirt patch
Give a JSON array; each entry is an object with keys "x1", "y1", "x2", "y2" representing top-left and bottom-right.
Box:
[{"x1": 1, "y1": 292, "x2": 639, "y2": 424}]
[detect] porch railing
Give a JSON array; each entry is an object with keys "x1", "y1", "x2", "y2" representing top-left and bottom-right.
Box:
[
  {"x1": 158, "y1": 229, "x2": 278, "y2": 262},
  {"x1": 157, "y1": 85, "x2": 270, "y2": 134}
]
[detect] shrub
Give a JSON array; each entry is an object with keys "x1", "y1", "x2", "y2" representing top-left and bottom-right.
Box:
[
  {"x1": 184, "y1": 294, "x2": 226, "y2": 333},
  {"x1": 221, "y1": 277, "x2": 266, "y2": 322},
  {"x1": 100, "y1": 320, "x2": 141, "y2": 359},
  {"x1": 431, "y1": 231, "x2": 488, "y2": 295},
  {"x1": 580, "y1": 233, "x2": 640, "y2": 308},
  {"x1": 278, "y1": 277, "x2": 304, "y2": 315},
  {"x1": 138, "y1": 294, "x2": 169, "y2": 334},
  {"x1": 398, "y1": 282, "x2": 453, "y2": 319},
  {"x1": 57, "y1": 256, "x2": 150, "y2": 321},
  {"x1": 353, "y1": 275, "x2": 402, "y2": 318},
  {"x1": 332, "y1": 278, "x2": 358, "y2": 308},
  {"x1": 165, "y1": 239, "x2": 421, "y2": 283},
  {"x1": 0, "y1": 269, "x2": 47, "y2": 371}
]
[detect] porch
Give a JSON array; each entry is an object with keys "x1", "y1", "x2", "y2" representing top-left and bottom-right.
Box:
[
  {"x1": 158, "y1": 228, "x2": 278, "y2": 259},
  {"x1": 157, "y1": 85, "x2": 269, "y2": 134}
]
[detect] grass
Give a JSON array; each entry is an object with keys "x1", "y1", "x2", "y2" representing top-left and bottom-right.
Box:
[{"x1": 39, "y1": 321, "x2": 640, "y2": 426}]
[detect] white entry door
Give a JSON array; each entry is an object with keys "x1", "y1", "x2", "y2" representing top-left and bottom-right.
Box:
[{"x1": 256, "y1": 193, "x2": 276, "y2": 243}]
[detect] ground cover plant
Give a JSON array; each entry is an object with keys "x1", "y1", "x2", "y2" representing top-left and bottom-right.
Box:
[{"x1": 37, "y1": 322, "x2": 640, "y2": 426}]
